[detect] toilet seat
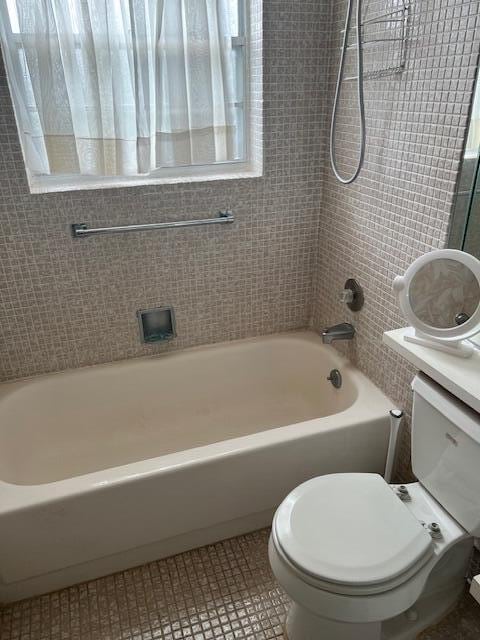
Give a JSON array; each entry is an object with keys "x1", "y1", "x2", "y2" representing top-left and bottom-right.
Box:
[{"x1": 273, "y1": 473, "x2": 434, "y2": 596}]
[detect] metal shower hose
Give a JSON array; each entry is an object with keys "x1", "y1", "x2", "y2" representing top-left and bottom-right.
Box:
[{"x1": 330, "y1": 0, "x2": 366, "y2": 184}]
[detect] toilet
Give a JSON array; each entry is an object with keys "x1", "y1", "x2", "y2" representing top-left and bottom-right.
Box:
[{"x1": 269, "y1": 373, "x2": 479, "y2": 640}]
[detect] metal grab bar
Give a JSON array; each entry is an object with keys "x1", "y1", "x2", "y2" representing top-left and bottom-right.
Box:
[{"x1": 72, "y1": 210, "x2": 234, "y2": 238}]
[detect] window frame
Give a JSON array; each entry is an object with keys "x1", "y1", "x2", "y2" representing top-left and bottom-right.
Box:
[{"x1": 6, "y1": 0, "x2": 263, "y2": 194}]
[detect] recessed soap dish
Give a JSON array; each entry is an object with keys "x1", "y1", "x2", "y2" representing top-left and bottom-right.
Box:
[{"x1": 137, "y1": 307, "x2": 176, "y2": 343}]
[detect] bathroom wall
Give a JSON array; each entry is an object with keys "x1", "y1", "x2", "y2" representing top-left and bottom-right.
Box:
[
  {"x1": 0, "y1": 1, "x2": 330, "y2": 381},
  {"x1": 311, "y1": 0, "x2": 480, "y2": 480}
]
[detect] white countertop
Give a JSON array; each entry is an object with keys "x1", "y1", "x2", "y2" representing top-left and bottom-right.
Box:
[{"x1": 383, "y1": 327, "x2": 480, "y2": 414}]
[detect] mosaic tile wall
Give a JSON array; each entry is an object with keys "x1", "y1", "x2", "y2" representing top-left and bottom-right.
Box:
[
  {"x1": 311, "y1": 0, "x2": 480, "y2": 481},
  {"x1": 0, "y1": 1, "x2": 329, "y2": 381}
]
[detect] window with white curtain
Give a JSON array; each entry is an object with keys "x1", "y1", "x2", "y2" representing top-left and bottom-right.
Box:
[{"x1": 0, "y1": 0, "x2": 262, "y2": 193}]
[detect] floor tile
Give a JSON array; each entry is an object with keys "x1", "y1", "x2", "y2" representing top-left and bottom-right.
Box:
[{"x1": 1, "y1": 529, "x2": 479, "y2": 639}]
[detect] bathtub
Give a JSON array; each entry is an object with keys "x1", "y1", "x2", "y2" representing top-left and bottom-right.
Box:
[{"x1": 0, "y1": 331, "x2": 393, "y2": 602}]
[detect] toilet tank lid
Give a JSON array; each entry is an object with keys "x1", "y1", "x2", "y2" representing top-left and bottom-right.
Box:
[{"x1": 412, "y1": 374, "x2": 480, "y2": 445}]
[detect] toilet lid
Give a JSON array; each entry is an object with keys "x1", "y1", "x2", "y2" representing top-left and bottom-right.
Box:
[{"x1": 274, "y1": 473, "x2": 433, "y2": 587}]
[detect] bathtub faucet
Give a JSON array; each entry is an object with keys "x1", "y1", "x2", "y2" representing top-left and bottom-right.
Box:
[{"x1": 321, "y1": 322, "x2": 355, "y2": 344}]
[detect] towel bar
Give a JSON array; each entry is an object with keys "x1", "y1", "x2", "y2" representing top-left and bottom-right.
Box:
[{"x1": 72, "y1": 210, "x2": 234, "y2": 238}]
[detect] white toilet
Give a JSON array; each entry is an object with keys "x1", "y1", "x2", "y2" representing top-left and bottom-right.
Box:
[{"x1": 269, "y1": 373, "x2": 479, "y2": 640}]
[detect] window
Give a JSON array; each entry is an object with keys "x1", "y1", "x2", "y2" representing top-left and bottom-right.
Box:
[{"x1": 0, "y1": 0, "x2": 262, "y2": 193}]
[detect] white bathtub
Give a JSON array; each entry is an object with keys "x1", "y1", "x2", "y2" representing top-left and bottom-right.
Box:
[{"x1": 0, "y1": 331, "x2": 393, "y2": 602}]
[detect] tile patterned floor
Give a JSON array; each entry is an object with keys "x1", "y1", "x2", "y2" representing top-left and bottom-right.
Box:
[
  {"x1": 0, "y1": 530, "x2": 288, "y2": 640},
  {"x1": 1, "y1": 528, "x2": 479, "y2": 640},
  {"x1": 418, "y1": 591, "x2": 480, "y2": 640}
]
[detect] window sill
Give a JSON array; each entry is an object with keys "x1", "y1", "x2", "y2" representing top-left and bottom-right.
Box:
[{"x1": 27, "y1": 162, "x2": 263, "y2": 194}]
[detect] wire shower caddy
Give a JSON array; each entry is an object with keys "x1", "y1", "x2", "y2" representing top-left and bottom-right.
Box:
[{"x1": 343, "y1": 1, "x2": 411, "y2": 81}]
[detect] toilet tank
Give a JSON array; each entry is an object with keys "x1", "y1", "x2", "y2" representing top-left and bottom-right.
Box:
[{"x1": 412, "y1": 373, "x2": 480, "y2": 536}]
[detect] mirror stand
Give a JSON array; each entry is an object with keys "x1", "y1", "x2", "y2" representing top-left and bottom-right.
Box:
[{"x1": 403, "y1": 328, "x2": 476, "y2": 359}]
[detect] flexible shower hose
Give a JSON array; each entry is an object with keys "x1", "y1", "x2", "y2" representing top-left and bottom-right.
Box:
[{"x1": 330, "y1": 0, "x2": 366, "y2": 184}]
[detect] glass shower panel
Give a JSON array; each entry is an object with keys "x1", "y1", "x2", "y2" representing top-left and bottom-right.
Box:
[{"x1": 450, "y1": 69, "x2": 480, "y2": 258}]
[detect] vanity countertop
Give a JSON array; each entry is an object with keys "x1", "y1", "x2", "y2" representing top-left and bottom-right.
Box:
[{"x1": 383, "y1": 327, "x2": 480, "y2": 414}]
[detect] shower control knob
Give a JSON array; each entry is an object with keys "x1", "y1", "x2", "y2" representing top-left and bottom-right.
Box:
[
  {"x1": 428, "y1": 523, "x2": 442, "y2": 540},
  {"x1": 340, "y1": 279, "x2": 364, "y2": 311},
  {"x1": 396, "y1": 485, "x2": 411, "y2": 501}
]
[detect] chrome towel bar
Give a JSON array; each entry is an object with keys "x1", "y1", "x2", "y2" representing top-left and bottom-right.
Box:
[{"x1": 72, "y1": 210, "x2": 234, "y2": 238}]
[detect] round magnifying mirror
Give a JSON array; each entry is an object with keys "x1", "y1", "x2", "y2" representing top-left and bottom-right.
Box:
[
  {"x1": 408, "y1": 258, "x2": 480, "y2": 329},
  {"x1": 393, "y1": 249, "x2": 480, "y2": 357}
]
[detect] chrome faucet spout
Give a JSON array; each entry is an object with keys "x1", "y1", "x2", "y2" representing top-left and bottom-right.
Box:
[{"x1": 322, "y1": 322, "x2": 355, "y2": 344}]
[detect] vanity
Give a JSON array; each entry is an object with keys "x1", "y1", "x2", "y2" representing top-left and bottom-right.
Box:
[{"x1": 384, "y1": 328, "x2": 480, "y2": 413}]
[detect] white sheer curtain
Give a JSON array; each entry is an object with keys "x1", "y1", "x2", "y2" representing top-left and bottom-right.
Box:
[{"x1": 0, "y1": 0, "x2": 238, "y2": 177}]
